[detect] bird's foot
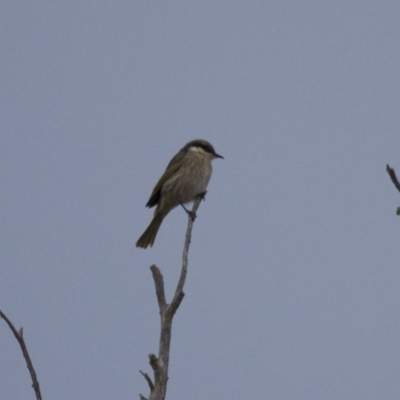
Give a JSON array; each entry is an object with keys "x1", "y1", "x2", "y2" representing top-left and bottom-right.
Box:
[
  {"x1": 180, "y1": 203, "x2": 197, "y2": 221},
  {"x1": 197, "y1": 191, "x2": 207, "y2": 201}
]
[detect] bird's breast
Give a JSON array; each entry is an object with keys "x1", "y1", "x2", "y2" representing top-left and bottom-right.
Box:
[{"x1": 161, "y1": 156, "x2": 212, "y2": 207}]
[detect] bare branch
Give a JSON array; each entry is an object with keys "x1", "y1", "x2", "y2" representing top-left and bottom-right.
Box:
[
  {"x1": 169, "y1": 195, "x2": 202, "y2": 316},
  {"x1": 168, "y1": 292, "x2": 184, "y2": 317},
  {"x1": 140, "y1": 370, "x2": 154, "y2": 391},
  {"x1": 148, "y1": 353, "x2": 161, "y2": 375},
  {"x1": 142, "y1": 196, "x2": 203, "y2": 400},
  {"x1": 0, "y1": 309, "x2": 42, "y2": 400},
  {"x1": 386, "y1": 165, "x2": 400, "y2": 215},
  {"x1": 387, "y1": 164, "x2": 400, "y2": 193},
  {"x1": 150, "y1": 265, "x2": 167, "y2": 314}
]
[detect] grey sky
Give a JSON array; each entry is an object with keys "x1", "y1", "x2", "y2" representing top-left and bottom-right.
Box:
[{"x1": 2, "y1": 2, "x2": 400, "y2": 399}]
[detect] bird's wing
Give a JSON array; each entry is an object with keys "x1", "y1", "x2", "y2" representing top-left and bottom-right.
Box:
[{"x1": 145, "y1": 158, "x2": 182, "y2": 208}]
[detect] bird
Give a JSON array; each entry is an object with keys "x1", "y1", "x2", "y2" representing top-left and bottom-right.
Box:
[{"x1": 136, "y1": 139, "x2": 223, "y2": 249}]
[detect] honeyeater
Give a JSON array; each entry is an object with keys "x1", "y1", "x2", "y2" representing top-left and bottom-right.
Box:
[{"x1": 136, "y1": 139, "x2": 223, "y2": 248}]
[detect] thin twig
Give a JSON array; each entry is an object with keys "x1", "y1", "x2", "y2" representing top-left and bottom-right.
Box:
[
  {"x1": 386, "y1": 165, "x2": 400, "y2": 215},
  {"x1": 386, "y1": 164, "x2": 400, "y2": 193},
  {"x1": 140, "y1": 370, "x2": 154, "y2": 391},
  {"x1": 168, "y1": 196, "x2": 202, "y2": 317},
  {"x1": 0, "y1": 309, "x2": 42, "y2": 400}
]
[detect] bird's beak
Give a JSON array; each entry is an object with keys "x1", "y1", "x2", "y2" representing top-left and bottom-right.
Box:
[{"x1": 215, "y1": 153, "x2": 224, "y2": 159}]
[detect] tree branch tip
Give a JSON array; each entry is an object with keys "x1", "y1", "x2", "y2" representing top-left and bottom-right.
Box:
[
  {"x1": 386, "y1": 164, "x2": 400, "y2": 194},
  {"x1": 140, "y1": 370, "x2": 154, "y2": 391},
  {"x1": 150, "y1": 266, "x2": 167, "y2": 312},
  {"x1": 150, "y1": 264, "x2": 160, "y2": 272},
  {"x1": 0, "y1": 310, "x2": 42, "y2": 400}
]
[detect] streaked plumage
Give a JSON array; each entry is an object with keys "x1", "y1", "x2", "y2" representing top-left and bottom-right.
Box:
[{"x1": 136, "y1": 139, "x2": 223, "y2": 248}]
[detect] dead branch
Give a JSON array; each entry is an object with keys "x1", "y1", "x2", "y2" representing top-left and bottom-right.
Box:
[
  {"x1": 140, "y1": 196, "x2": 203, "y2": 400},
  {"x1": 386, "y1": 164, "x2": 400, "y2": 215},
  {"x1": 0, "y1": 309, "x2": 42, "y2": 400},
  {"x1": 140, "y1": 370, "x2": 154, "y2": 392}
]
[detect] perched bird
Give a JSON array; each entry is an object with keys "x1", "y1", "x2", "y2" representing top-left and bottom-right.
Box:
[{"x1": 136, "y1": 139, "x2": 223, "y2": 249}]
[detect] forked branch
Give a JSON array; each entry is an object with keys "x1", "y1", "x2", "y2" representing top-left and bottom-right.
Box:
[{"x1": 139, "y1": 195, "x2": 203, "y2": 400}]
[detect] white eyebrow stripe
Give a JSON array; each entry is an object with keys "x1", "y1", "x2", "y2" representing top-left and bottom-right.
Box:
[{"x1": 189, "y1": 146, "x2": 200, "y2": 152}]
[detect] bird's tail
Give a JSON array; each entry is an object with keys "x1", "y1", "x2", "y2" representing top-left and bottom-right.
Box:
[{"x1": 136, "y1": 214, "x2": 164, "y2": 249}]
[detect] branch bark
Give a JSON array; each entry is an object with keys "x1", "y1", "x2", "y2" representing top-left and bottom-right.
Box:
[
  {"x1": 0, "y1": 309, "x2": 42, "y2": 400},
  {"x1": 139, "y1": 196, "x2": 203, "y2": 400},
  {"x1": 386, "y1": 164, "x2": 400, "y2": 215}
]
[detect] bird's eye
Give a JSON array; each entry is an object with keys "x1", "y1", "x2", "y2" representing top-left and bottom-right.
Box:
[{"x1": 197, "y1": 146, "x2": 206, "y2": 154}]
